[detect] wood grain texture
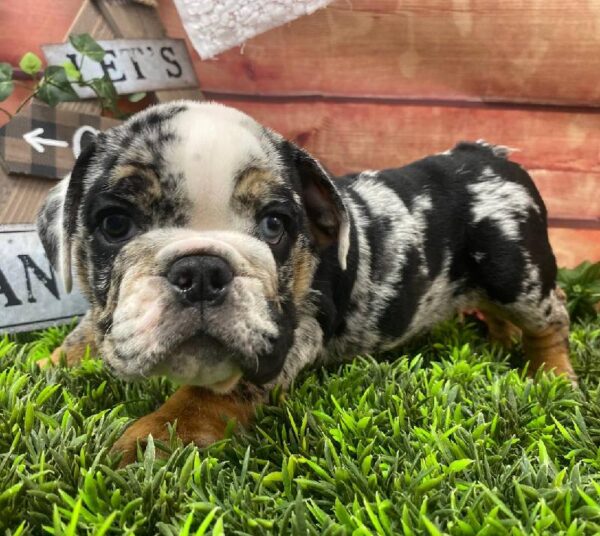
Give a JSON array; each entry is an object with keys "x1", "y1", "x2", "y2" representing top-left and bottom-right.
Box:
[
  {"x1": 158, "y1": 0, "x2": 600, "y2": 107},
  {"x1": 221, "y1": 98, "x2": 600, "y2": 219},
  {"x1": 0, "y1": 0, "x2": 82, "y2": 66},
  {"x1": 0, "y1": 174, "x2": 57, "y2": 224},
  {"x1": 549, "y1": 229, "x2": 600, "y2": 267},
  {"x1": 96, "y1": 0, "x2": 165, "y2": 38}
]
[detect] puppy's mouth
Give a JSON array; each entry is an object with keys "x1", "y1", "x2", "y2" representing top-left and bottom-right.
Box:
[
  {"x1": 149, "y1": 332, "x2": 246, "y2": 390},
  {"x1": 107, "y1": 320, "x2": 254, "y2": 385},
  {"x1": 103, "y1": 277, "x2": 290, "y2": 387}
]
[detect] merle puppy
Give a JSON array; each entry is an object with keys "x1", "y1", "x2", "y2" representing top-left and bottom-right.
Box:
[{"x1": 37, "y1": 101, "x2": 573, "y2": 463}]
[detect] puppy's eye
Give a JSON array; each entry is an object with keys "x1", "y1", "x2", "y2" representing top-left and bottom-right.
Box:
[
  {"x1": 259, "y1": 215, "x2": 285, "y2": 244},
  {"x1": 100, "y1": 214, "x2": 135, "y2": 242}
]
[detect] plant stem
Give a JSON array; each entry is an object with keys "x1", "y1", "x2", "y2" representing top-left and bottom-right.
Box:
[{"x1": 14, "y1": 87, "x2": 40, "y2": 115}]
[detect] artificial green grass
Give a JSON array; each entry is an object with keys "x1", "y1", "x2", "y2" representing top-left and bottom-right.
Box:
[{"x1": 1, "y1": 264, "x2": 600, "y2": 535}]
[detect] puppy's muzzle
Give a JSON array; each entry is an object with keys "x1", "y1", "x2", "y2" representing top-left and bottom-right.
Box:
[{"x1": 167, "y1": 254, "x2": 234, "y2": 306}]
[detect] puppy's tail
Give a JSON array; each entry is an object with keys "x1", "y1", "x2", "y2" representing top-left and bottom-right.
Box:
[{"x1": 455, "y1": 139, "x2": 517, "y2": 159}]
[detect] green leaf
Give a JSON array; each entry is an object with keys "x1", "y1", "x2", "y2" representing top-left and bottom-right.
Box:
[
  {"x1": 557, "y1": 261, "x2": 600, "y2": 321},
  {"x1": 262, "y1": 471, "x2": 283, "y2": 486},
  {"x1": 65, "y1": 497, "x2": 82, "y2": 536},
  {"x1": 62, "y1": 60, "x2": 81, "y2": 81},
  {"x1": 212, "y1": 515, "x2": 225, "y2": 536},
  {"x1": 94, "y1": 511, "x2": 117, "y2": 536},
  {"x1": 448, "y1": 459, "x2": 474, "y2": 473},
  {"x1": 37, "y1": 65, "x2": 78, "y2": 106},
  {"x1": 0, "y1": 482, "x2": 23, "y2": 503},
  {"x1": 19, "y1": 52, "x2": 42, "y2": 75},
  {"x1": 88, "y1": 75, "x2": 118, "y2": 112},
  {"x1": 128, "y1": 91, "x2": 146, "y2": 103},
  {"x1": 0, "y1": 62, "x2": 14, "y2": 101},
  {"x1": 194, "y1": 507, "x2": 219, "y2": 536},
  {"x1": 180, "y1": 512, "x2": 194, "y2": 536},
  {"x1": 24, "y1": 401, "x2": 35, "y2": 435},
  {"x1": 69, "y1": 33, "x2": 105, "y2": 62},
  {"x1": 421, "y1": 514, "x2": 442, "y2": 536},
  {"x1": 416, "y1": 475, "x2": 445, "y2": 493},
  {"x1": 11, "y1": 521, "x2": 26, "y2": 536}
]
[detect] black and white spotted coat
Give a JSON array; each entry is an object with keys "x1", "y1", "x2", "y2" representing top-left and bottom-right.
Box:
[{"x1": 277, "y1": 141, "x2": 564, "y2": 384}]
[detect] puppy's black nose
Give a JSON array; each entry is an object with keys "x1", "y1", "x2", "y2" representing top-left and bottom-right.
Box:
[{"x1": 167, "y1": 255, "x2": 233, "y2": 305}]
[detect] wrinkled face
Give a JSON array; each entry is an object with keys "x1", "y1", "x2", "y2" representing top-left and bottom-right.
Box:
[{"x1": 38, "y1": 102, "x2": 349, "y2": 390}]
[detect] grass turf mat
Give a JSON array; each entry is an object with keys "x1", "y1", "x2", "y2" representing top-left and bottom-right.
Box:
[{"x1": 1, "y1": 263, "x2": 599, "y2": 535}]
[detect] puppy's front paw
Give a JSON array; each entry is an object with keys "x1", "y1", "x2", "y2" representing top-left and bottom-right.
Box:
[
  {"x1": 37, "y1": 344, "x2": 82, "y2": 368},
  {"x1": 37, "y1": 342, "x2": 89, "y2": 368},
  {"x1": 111, "y1": 385, "x2": 260, "y2": 466},
  {"x1": 37, "y1": 312, "x2": 97, "y2": 368},
  {"x1": 111, "y1": 412, "x2": 223, "y2": 466}
]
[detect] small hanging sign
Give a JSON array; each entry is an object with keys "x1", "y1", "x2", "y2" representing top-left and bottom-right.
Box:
[
  {"x1": 0, "y1": 224, "x2": 89, "y2": 334},
  {"x1": 42, "y1": 38, "x2": 198, "y2": 97},
  {"x1": 0, "y1": 103, "x2": 120, "y2": 179}
]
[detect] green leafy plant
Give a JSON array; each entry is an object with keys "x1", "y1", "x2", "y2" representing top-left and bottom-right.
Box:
[
  {"x1": 558, "y1": 261, "x2": 600, "y2": 322},
  {"x1": 0, "y1": 64, "x2": 13, "y2": 105},
  {"x1": 0, "y1": 33, "x2": 144, "y2": 120}
]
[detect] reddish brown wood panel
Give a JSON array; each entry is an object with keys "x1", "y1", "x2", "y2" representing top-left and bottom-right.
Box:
[
  {"x1": 0, "y1": 0, "x2": 83, "y2": 119},
  {"x1": 533, "y1": 171, "x2": 600, "y2": 221},
  {"x1": 0, "y1": 0, "x2": 82, "y2": 65},
  {"x1": 549, "y1": 229, "x2": 600, "y2": 267},
  {"x1": 158, "y1": 0, "x2": 600, "y2": 107},
  {"x1": 221, "y1": 98, "x2": 600, "y2": 219}
]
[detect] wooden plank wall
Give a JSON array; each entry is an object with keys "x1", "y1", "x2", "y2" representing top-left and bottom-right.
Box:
[
  {"x1": 158, "y1": 0, "x2": 600, "y2": 267},
  {"x1": 1, "y1": 1, "x2": 598, "y2": 266}
]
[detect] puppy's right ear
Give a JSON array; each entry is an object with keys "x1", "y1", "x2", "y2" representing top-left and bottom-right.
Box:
[{"x1": 37, "y1": 141, "x2": 96, "y2": 293}]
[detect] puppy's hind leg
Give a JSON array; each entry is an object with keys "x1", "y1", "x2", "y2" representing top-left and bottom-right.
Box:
[
  {"x1": 519, "y1": 287, "x2": 574, "y2": 382},
  {"x1": 38, "y1": 311, "x2": 98, "y2": 367},
  {"x1": 480, "y1": 287, "x2": 574, "y2": 383}
]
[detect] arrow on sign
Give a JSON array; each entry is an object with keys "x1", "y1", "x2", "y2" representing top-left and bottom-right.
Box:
[
  {"x1": 23, "y1": 128, "x2": 69, "y2": 153},
  {"x1": 0, "y1": 103, "x2": 120, "y2": 179}
]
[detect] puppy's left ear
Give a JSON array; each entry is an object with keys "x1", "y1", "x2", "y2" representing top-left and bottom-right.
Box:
[
  {"x1": 285, "y1": 141, "x2": 350, "y2": 270},
  {"x1": 37, "y1": 140, "x2": 97, "y2": 293}
]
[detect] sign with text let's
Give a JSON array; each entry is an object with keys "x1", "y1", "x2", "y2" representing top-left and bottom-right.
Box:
[
  {"x1": 42, "y1": 38, "x2": 198, "y2": 97},
  {"x1": 0, "y1": 225, "x2": 88, "y2": 333}
]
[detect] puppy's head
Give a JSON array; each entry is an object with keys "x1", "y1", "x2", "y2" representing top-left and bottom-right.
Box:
[{"x1": 37, "y1": 101, "x2": 349, "y2": 389}]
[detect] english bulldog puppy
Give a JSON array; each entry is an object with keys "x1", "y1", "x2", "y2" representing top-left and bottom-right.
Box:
[{"x1": 37, "y1": 101, "x2": 573, "y2": 464}]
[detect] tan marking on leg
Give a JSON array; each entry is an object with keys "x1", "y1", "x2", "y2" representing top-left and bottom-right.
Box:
[
  {"x1": 520, "y1": 288, "x2": 576, "y2": 383},
  {"x1": 522, "y1": 323, "x2": 575, "y2": 382},
  {"x1": 111, "y1": 382, "x2": 264, "y2": 466},
  {"x1": 477, "y1": 289, "x2": 576, "y2": 384},
  {"x1": 37, "y1": 312, "x2": 97, "y2": 368}
]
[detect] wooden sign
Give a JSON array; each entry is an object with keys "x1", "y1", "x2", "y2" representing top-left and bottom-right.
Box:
[
  {"x1": 0, "y1": 224, "x2": 89, "y2": 334},
  {"x1": 42, "y1": 38, "x2": 198, "y2": 97},
  {"x1": 0, "y1": 103, "x2": 120, "y2": 179}
]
